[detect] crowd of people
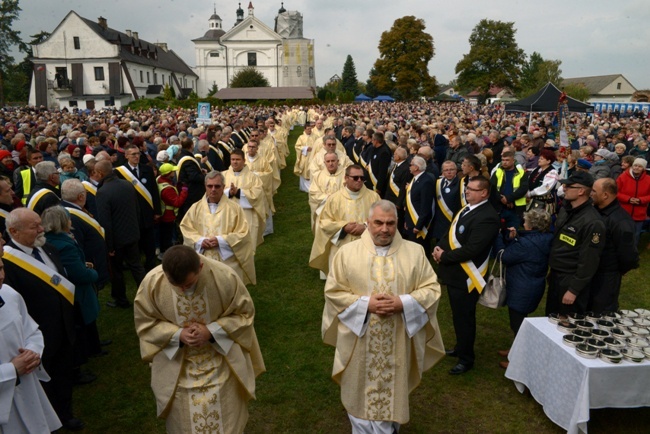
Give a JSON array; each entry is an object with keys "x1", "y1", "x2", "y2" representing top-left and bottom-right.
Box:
[{"x1": 0, "y1": 100, "x2": 648, "y2": 433}]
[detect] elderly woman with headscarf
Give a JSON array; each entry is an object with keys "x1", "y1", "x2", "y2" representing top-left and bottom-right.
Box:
[
  {"x1": 495, "y1": 209, "x2": 554, "y2": 368},
  {"x1": 42, "y1": 206, "x2": 101, "y2": 364}
]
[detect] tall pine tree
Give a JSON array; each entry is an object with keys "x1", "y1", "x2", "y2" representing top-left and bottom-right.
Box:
[{"x1": 341, "y1": 55, "x2": 358, "y2": 95}]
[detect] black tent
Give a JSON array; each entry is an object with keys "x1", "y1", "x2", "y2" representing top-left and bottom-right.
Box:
[{"x1": 505, "y1": 82, "x2": 593, "y2": 114}]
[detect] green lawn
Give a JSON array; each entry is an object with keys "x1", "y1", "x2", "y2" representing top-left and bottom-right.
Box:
[{"x1": 79, "y1": 127, "x2": 650, "y2": 433}]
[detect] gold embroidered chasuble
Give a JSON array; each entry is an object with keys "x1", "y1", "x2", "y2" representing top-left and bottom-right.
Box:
[
  {"x1": 222, "y1": 166, "x2": 269, "y2": 248},
  {"x1": 322, "y1": 231, "x2": 444, "y2": 424},
  {"x1": 134, "y1": 258, "x2": 265, "y2": 434},
  {"x1": 180, "y1": 196, "x2": 256, "y2": 285},
  {"x1": 308, "y1": 185, "x2": 380, "y2": 274}
]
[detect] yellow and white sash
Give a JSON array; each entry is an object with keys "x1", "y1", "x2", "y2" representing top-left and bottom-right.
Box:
[
  {"x1": 3, "y1": 246, "x2": 75, "y2": 304},
  {"x1": 66, "y1": 207, "x2": 105, "y2": 239},
  {"x1": 389, "y1": 166, "x2": 400, "y2": 197},
  {"x1": 82, "y1": 180, "x2": 97, "y2": 196},
  {"x1": 368, "y1": 162, "x2": 378, "y2": 191},
  {"x1": 115, "y1": 166, "x2": 154, "y2": 209},
  {"x1": 405, "y1": 182, "x2": 427, "y2": 239},
  {"x1": 176, "y1": 155, "x2": 202, "y2": 177},
  {"x1": 209, "y1": 144, "x2": 224, "y2": 161},
  {"x1": 0, "y1": 208, "x2": 9, "y2": 219},
  {"x1": 27, "y1": 188, "x2": 55, "y2": 211},
  {"x1": 460, "y1": 176, "x2": 468, "y2": 207},
  {"x1": 436, "y1": 179, "x2": 454, "y2": 222},
  {"x1": 448, "y1": 207, "x2": 489, "y2": 293}
]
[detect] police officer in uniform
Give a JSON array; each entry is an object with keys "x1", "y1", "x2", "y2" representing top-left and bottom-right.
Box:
[{"x1": 546, "y1": 172, "x2": 605, "y2": 315}]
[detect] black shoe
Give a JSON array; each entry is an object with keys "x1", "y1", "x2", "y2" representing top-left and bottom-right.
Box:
[
  {"x1": 74, "y1": 371, "x2": 97, "y2": 385},
  {"x1": 449, "y1": 363, "x2": 473, "y2": 375},
  {"x1": 100, "y1": 339, "x2": 112, "y2": 346},
  {"x1": 106, "y1": 300, "x2": 131, "y2": 308},
  {"x1": 62, "y1": 417, "x2": 85, "y2": 431},
  {"x1": 445, "y1": 348, "x2": 459, "y2": 357}
]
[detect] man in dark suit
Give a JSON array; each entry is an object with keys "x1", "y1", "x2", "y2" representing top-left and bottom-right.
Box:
[
  {"x1": 431, "y1": 161, "x2": 462, "y2": 241},
  {"x1": 363, "y1": 132, "x2": 392, "y2": 197},
  {"x1": 116, "y1": 144, "x2": 161, "y2": 271},
  {"x1": 417, "y1": 146, "x2": 440, "y2": 180},
  {"x1": 404, "y1": 155, "x2": 435, "y2": 256},
  {"x1": 26, "y1": 161, "x2": 61, "y2": 215},
  {"x1": 433, "y1": 176, "x2": 500, "y2": 375},
  {"x1": 95, "y1": 160, "x2": 145, "y2": 308},
  {"x1": 176, "y1": 138, "x2": 206, "y2": 224},
  {"x1": 4, "y1": 208, "x2": 83, "y2": 430},
  {"x1": 384, "y1": 147, "x2": 412, "y2": 237},
  {"x1": 341, "y1": 126, "x2": 356, "y2": 163}
]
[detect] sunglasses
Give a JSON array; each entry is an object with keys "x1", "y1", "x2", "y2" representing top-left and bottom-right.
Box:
[{"x1": 347, "y1": 175, "x2": 364, "y2": 181}]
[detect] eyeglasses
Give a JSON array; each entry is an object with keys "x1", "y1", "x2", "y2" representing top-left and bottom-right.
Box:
[
  {"x1": 347, "y1": 175, "x2": 364, "y2": 181},
  {"x1": 465, "y1": 186, "x2": 485, "y2": 192}
]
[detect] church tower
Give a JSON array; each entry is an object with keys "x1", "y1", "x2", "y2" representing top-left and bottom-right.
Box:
[
  {"x1": 208, "y1": 5, "x2": 222, "y2": 30},
  {"x1": 235, "y1": 3, "x2": 244, "y2": 26}
]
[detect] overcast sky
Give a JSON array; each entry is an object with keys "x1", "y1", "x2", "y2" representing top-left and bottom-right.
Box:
[{"x1": 13, "y1": 0, "x2": 650, "y2": 90}]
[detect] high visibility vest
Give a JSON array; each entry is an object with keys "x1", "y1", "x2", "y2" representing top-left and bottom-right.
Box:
[
  {"x1": 157, "y1": 178, "x2": 179, "y2": 215},
  {"x1": 20, "y1": 168, "x2": 33, "y2": 205},
  {"x1": 494, "y1": 166, "x2": 527, "y2": 207}
]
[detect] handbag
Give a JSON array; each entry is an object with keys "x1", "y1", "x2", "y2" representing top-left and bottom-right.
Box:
[{"x1": 478, "y1": 249, "x2": 506, "y2": 309}]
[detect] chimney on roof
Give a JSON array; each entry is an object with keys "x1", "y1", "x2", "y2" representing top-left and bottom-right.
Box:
[
  {"x1": 133, "y1": 31, "x2": 139, "y2": 40},
  {"x1": 98, "y1": 16, "x2": 107, "y2": 30},
  {"x1": 155, "y1": 42, "x2": 168, "y2": 52},
  {"x1": 125, "y1": 29, "x2": 132, "y2": 37}
]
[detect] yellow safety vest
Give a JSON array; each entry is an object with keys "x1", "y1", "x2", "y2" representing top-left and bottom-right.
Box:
[
  {"x1": 20, "y1": 168, "x2": 32, "y2": 205},
  {"x1": 494, "y1": 166, "x2": 527, "y2": 207},
  {"x1": 157, "y1": 178, "x2": 179, "y2": 215}
]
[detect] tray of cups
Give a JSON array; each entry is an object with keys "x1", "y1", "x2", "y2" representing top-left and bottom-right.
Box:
[
  {"x1": 575, "y1": 343, "x2": 598, "y2": 359},
  {"x1": 548, "y1": 313, "x2": 568, "y2": 324},
  {"x1": 599, "y1": 349, "x2": 623, "y2": 364},
  {"x1": 572, "y1": 329, "x2": 592, "y2": 339},
  {"x1": 563, "y1": 334, "x2": 584, "y2": 347},
  {"x1": 619, "y1": 309, "x2": 639, "y2": 319},
  {"x1": 603, "y1": 337, "x2": 626, "y2": 351},
  {"x1": 611, "y1": 328, "x2": 633, "y2": 339},
  {"x1": 568, "y1": 313, "x2": 586, "y2": 324},
  {"x1": 621, "y1": 348, "x2": 645, "y2": 363},
  {"x1": 629, "y1": 326, "x2": 650, "y2": 338},
  {"x1": 558, "y1": 321, "x2": 577, "y2": 333},
  {"x1": 591, "y1": 328, "x2": 610, "y2": 339},
  {"x1": 626, "y1": 337, "x2": 649, "y2": 350},
  {"x1": 596, "y1": 319, "x2": 615, "y2": 330}
]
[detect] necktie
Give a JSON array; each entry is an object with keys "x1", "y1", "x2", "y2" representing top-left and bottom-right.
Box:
[
  {"x1": 459, "y1": 206, "x2": 470, "y2": 219},
  {"x1": 32, "y1": 248, "x2": 45, "y2": 263}
]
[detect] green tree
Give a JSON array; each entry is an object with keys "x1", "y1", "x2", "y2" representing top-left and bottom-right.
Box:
[
  {"x1": 207, "y1": 83, "x2": 218, "y2": 97},
  {"x1": 163, "y1": 83, "x2": 175, "y2": 100},
  {"x1": 230, "y1": 67, "x2": 270, "y2": 88},
  {"x1": 519, "y1": 51, "x2": 562, "y2": 97},
  {"x1": 341, "y1": 55, "x2": 358, "y2": 95},
  {"x1": 370, "y1": 16, "x2": 437, "y2": 100},
  {"x1": 0, "y1": 0, "x2": 29, "y2": 105},
  {"x1": 563, "y1": 82, "x2": 590, "y2": 102},
  {"x1": 455, "y1": 19, "x2": 525, "y2": 99}
]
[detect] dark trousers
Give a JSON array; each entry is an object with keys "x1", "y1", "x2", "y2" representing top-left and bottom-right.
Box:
[
  {"x1": 139, "y1": 225, "x2": 157, "y2": 271},
  {"x1": 588, "y1": 271, "x2": 622, "y2": 314},
  {"x1": 108, "y1": 241, "x2": 145, "y2": 303},
  {"x1": 41, "y1": 337, "x2": 74, "y2": 422},
  {"x1": 545, "y1": 270, "x2": 590, "y2": 315},
  {"x1": 447, "y1": 282, "x2": 480, "y2": 366},
  {"x1": 408, "y1": 229, "x2": 433, "y2": 257},
  {"x1": 159, "y1": 221, "x2": 176, "y2": 254},
  {"x1": 508, "y1": 307, "x2": 527, "y2": 336}
]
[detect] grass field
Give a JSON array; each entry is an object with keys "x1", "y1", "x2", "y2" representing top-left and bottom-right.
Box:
[{"x1": 78, "y1": 127, "x2": 650, "y2": 433}]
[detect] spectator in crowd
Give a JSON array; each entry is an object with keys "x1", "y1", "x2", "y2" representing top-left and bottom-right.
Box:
[{"x1": 616, "y1": 158, "x2": 650, "y2": 244}]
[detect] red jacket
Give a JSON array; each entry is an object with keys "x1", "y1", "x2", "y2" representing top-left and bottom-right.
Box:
[
  {"x1": 616, "y1": 169, "x2": 650, "y2": 221},
  {"x1": 157, "y1": 175, "x2": 188, "y2": 222}
]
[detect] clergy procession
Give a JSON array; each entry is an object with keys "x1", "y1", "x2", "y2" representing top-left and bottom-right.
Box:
[{"x1": 0, "y1": 100, "x2": 648, "y2": 433}]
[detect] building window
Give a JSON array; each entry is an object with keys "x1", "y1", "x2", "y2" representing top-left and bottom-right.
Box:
[
  {"x1": 309, "y1": 67, "x2": 314, "y2": 78},
  {"x1": 69, "y1": 100, "x2": 78, "y2": 107},
  {"x1": 140, "y1": 71, "x2": 143, "y2": 82},
  {"x1": 162, "y1": 75, "x2": 165, "y2": 84},
  {"x1": 73, "y1": 37, "x2": 80, "y2": 49},
  {"x1": 94, "y1": 67, "x2": 105, "y2": 81},
  {"x1": 617, "y1": 82, "x2": 621, "y2": 90},
  {"x1": 296, "y1": 66, "x2": 301, "y2": 77},
  {"x1": 283, "y1": 66, "x2": 288, "y2": 77},
  {"x1": 147, "y1": 71, "x2": 150, "y2": 83},
  {"x1": 210, "y1": 52, "x2": 220, "y2": 57},
  {"x1": 154, "y1": 73, "x2": 158, "y2": 84},
  {"x1": 248, "y1": 52, "x2": 257, "y2": 66}
]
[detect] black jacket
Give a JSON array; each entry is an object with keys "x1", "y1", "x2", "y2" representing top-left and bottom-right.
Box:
[
  {"x1": 363, "y1": 143, "x2": 391, "y2": 197},
  {"x1": 431, "y1": 176, "x2": 462, "y2": 239},
  {"x1": 177, "y1": 149, "x2": 206, "y2": 216},
  {"x1": 549, "y1": 199, "x2": 606, "y2": 295},
  {"x1": 26, "y1": 181, "x2": 61, "y2": 215},
  {"x1": 115, "y1": 163, "x2": 161, "y2": 228},
  {"x1": 384, "y1": 161, "x2": 412, "y2": 208},
  {"x1": 437, "y1": 201, "x2": 500, "y2": 289},
  {"x1": 405, "y1": 172, "x2": 435, "y2": 232},
  {"x1": 96, "y1": 173, "x2": 141, "y2": 251},
  {"x1": 595, "y1": 200, "x2": 639, "y2": 275}
]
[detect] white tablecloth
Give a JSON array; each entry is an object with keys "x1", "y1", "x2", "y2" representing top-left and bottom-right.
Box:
[{"x1": 505, "y1": 317, "x2": 650, "y2": 434}]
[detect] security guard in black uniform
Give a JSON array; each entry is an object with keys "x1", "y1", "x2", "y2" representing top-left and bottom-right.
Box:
[{"x1": 546, "y1": 172, "x2": 605, "y2": 315}]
